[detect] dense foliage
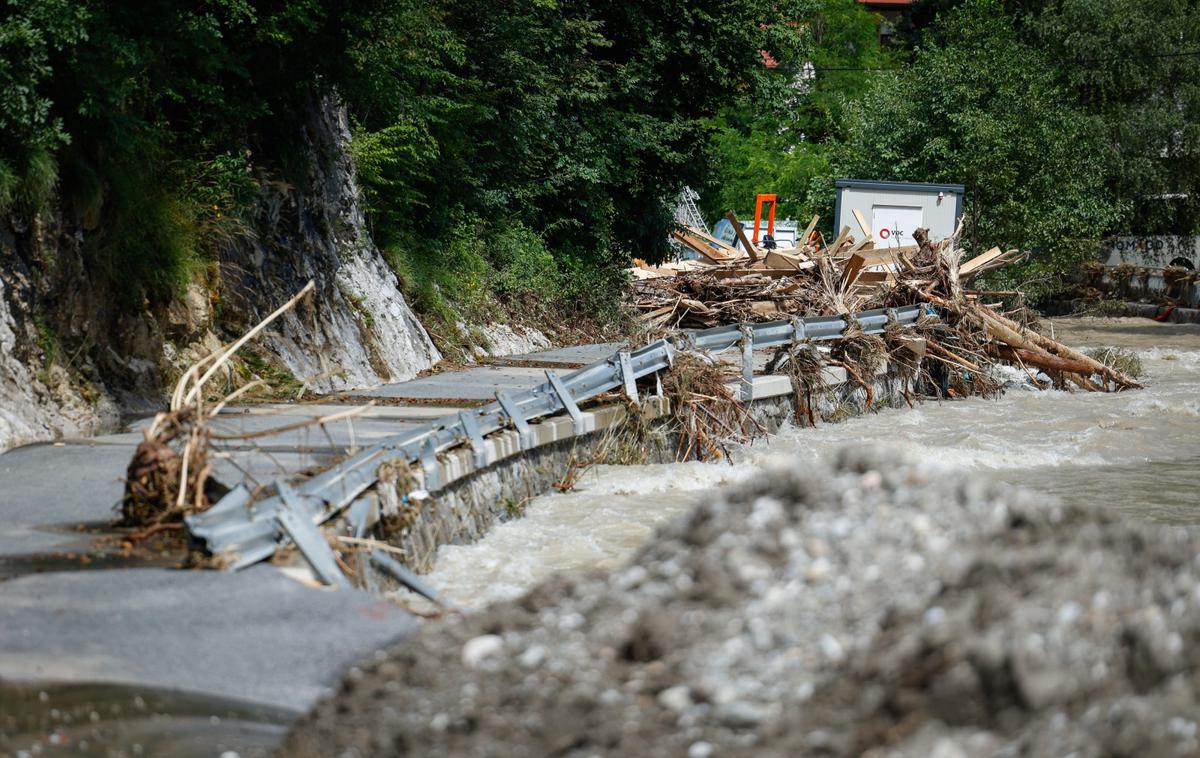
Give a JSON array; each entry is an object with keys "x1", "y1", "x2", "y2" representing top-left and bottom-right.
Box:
[
  {"x1": 704, "y1": 0, "x2": 888, "y2": 221},
  {"x1": 348, "y1": 0, "x2": 809, "y2": 335},
  {"x1": 709, "y1": 0, "x2": 1200, "y2": 293},
  {"x1": 837, "y1": 0, "x2": 1124, "y2": 291},
  {"x1": 1, "y1": 0, "x2": 806, "y2": 320},
  {"x1": 1029, "y1": 0, "x2": 1200, "y2": 235},
  {"x1": 5, "y1": 0, "x2": 1195, "y2": 321},
  {"x1": 1, "y1": 0, "x2": 412, "y2": 302}
]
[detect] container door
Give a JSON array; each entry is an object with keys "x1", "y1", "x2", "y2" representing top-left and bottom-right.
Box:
[{"x1": 871, "y1": 205, "x2": 924, "y2": 248}]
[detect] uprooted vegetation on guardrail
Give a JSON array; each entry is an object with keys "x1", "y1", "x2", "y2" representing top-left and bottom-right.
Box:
[{"x1": 116, "y1": 226, "x2": 1143, "y2": 589}]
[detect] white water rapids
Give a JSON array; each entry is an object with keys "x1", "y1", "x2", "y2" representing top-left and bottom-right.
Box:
[{"x1": 418, "y1": 317, "x2": 1200, "y2": 610}]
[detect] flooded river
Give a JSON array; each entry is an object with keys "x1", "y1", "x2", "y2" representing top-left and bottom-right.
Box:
[{"x1": 422, "y1": 316, "x2": 1200, "y2": 610}]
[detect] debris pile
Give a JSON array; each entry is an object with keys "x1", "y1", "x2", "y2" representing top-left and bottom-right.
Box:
[
  {"x1": 1075, "y1": 257, "x2": 1198, "y2": 305},
  {"x1": 122, "y1": 282, "x2": 318, "y2": 534},
  {"x1": 633, "y1": 215, "x2": 1140, "y2": 393}
]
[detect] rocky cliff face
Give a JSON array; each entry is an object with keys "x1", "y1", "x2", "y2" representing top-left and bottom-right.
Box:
[
  {"x1": 0, "y1": 98, "x2": 439, "y2": 453},
  {"x1": 0, "y1": 258, "x2": 119, "y2": 452},
  {"x1": 217, "y1": 100, "x2": 440, "y2": 393},
  {"x1": 0, "y1": 213, "x2": 126, "y2": 453}
]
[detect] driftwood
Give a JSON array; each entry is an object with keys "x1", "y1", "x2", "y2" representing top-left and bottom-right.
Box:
[
  {"x1": 995, "y1": 345, "x2": 1096, "y2": 376},
  {"x1": 634, "y1": 220, "x2": 1142, "y2": 396}
]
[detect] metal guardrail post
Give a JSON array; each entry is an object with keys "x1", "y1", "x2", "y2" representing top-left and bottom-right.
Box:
[
  {"x1": 369, "y1": 551, "x2": 445, "y2": 607},
  {"x1": 276, "y1": 480, "x2": 349, "y2": 588},
  {"x1": 496, "y1": 390, "x2": 533, "y2": 449},
  {"x1": 618, "y1": 351, "x2": 639, "y2": 405},
  {"x1": 791, "y1": 315, "x2": 807, "y2": 344},
  {"x1": 458, "y1": 410, "x2": 488, "y2": 468},
  {"x1": 420, "y1": 437, "x2": 441, "y2": 490},
  {"x1": 546, "y1": 370, "x2": 585, "y2": 434},
  {"x1": 739, "y1": 325, "x2": 755, "y2": 402}
]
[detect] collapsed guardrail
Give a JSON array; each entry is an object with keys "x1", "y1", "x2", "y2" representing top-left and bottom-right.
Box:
[{"x1": 187, "y1": 304, "x2": 931, "y2": 573}]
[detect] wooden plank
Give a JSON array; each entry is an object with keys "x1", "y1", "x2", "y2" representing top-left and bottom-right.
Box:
[
  {"x1": 857, "y1": 270, "x2": 895, "y2": 284},
  {"x1": 750, "y1": 301, "x2": 783, "y2": 317},
  {"x1": 840, "y1": 246, "x2": 916, "y2": 267},
  {"x1": 725, "y1": 212, "x2": 759, "y2": 263},
  {"x1": 670, "y1": 230, "x2": 735, "y2": 264},
  {"x1": 839, "y1": 253, "x2": 867, "y2": 289},
  {"x1": 683, "y1": 226, "x2": 743, "y2": 258},
  {"x1": 896, "y1": 337, "x2": 927, "y2": 360},
  {"x1": 846, "y1": 234, "x2": 875, "y2": 255},
  {"x1": 628, "y1": 266, "x2": 671, "y2": 280},
  {"x1": 852, "y1": 208, "x2": 872, "y2": 239},
  {"x1": 826, "y1": 225, "x2": 852, "y2": 256},
  {"x1": 765, "y1": 249, "x2": 810, "y2": 271},
  {"x1": 707, "y1": 267, "x2": 809, "y2": 280},
  {"x1": 800, "y1": 214, "x2": 819, "y2": 251},
  {"x1": 959, "y1": 246, "x2": 1004, "y2": 277},
  {"x1": 767, "y1": 246, "x2": 810, "y2": 262}
]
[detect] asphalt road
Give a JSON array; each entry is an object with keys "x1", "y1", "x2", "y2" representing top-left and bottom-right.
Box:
[{"x1": 0, "y1": 343, "x2": 622, "y2": 711}]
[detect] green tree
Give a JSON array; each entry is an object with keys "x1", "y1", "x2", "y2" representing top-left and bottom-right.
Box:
[
  {"x1": 834, "y1": 0, "x2": 1123, "y2": 291},
  {"x1": 703, "y1": 0, "x2": 887, "y2": 222},
  {"x1": 351, "y1": 0, "x2": 810, "y2": 261},
  {"x1": 1031, "y1": 0, "x2": 1200, "y2": 234}
]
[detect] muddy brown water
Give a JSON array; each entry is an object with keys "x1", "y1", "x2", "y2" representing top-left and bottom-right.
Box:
[
  {"x1": 0, "y1": 681, "x2": 292, "y2": 757},
  {"x1": 416, "y1": 316, "x2": 1200, "y2": 610}
]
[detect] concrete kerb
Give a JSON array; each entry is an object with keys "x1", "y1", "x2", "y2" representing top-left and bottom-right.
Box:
[{"x1": 368, "y1": 363, "x2": 906, "y2": 575}]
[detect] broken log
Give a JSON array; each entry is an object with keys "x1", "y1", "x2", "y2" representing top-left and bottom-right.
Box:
[{"x1": 726, "y1": 212, "x2": 760, "y2": 263}]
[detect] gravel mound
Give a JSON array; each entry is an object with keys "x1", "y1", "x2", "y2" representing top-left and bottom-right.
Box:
[{"x1": 282, "y1": 448, "x2": 1200, "y2": 757}]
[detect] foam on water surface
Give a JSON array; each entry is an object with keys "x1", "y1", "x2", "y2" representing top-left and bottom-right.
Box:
[{"x1": 414, "y1": 317, "x2": 1200, "y2": 610}]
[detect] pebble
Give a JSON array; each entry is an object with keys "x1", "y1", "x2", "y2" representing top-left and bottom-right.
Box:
[
  {"x1": 687, "y1": 740, "x2": 715, "y2": 758},
  {"x1": 461, "y1": 635, "x2": 504, "y2": 670},
  {"x1": 518, "y1": 644, "x2": 546, "y2": 669},
  {"x1": 860, "y1": 470, "x2": 882, "y2": 489},
  {"x1": 714, "y1": 701, "x2": 767, "y2": 729},
  {"x1": 805, "y1": 557, "x2": 831, "y2": 583},
  {"x1": 657, "y1": 685, "x2": 692, "y2": 713},
  {"x1": 929, "y1": 737, "x2": 968, "y2": 758},
  {"x1": 818, "y1": 633, "x2": 845, "y2": 663}
]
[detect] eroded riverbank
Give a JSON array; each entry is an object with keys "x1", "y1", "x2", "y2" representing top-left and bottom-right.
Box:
[
  {"x1": 413, "y1": 317, "x2": 1200, "y2": 611},
  {"x1": 286, "y1": 445, "x2": 1200, "y2": 757},
  {"x1": 280, "y1": 316, "x2": 1200, "y2": 757}
]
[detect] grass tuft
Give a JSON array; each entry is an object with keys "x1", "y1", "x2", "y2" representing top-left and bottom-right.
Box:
[{"x1": 1085, "y1": 346, "x2": 1143, "y2": 380}]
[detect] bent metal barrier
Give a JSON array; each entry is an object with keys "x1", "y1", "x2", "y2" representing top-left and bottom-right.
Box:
[{"x1": 188, "y1": 304, "x2": 933, "y2": 573}]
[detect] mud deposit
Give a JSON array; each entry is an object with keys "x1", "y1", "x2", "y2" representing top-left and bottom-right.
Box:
[
  {"x1": 283, "y1": 449, "x2": 1200, "y2": 757},
  {"x1": 0, "y1": 681, "x2": 292, "y2": 757}
]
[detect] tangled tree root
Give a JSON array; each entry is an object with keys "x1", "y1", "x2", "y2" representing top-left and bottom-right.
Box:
[
  {"x1": 122, "y1": 408, "x2": 214, "y2": 527},
  {"x1": 120, "y1": 281, "x2": 316, "y2": 534}
]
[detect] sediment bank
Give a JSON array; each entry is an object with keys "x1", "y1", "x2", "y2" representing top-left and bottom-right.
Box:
[{"x1": 283, "y1": 447, "x2": 1200, "y2": 757}]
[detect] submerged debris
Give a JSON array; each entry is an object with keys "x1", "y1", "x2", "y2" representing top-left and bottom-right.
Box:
[
  {"x1": 661, "y1": 353, "x2": 758, "y2": 461},
  {"x1": 1086, "y1": 346, "x2": 1144, "y2": 380}
]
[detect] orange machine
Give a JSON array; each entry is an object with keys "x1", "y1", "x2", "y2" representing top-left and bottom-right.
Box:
[{"x1": 751, "y1": 193, "x2": 776, "y2": 245}]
